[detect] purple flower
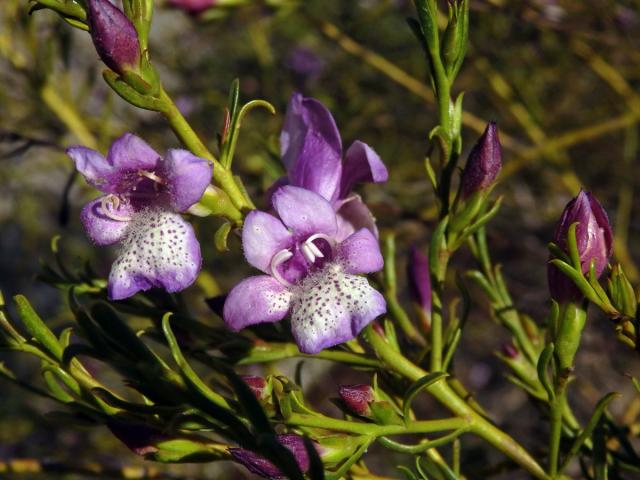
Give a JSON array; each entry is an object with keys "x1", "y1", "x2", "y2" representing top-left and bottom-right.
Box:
[
  {"x1": 67, "y1": 133, "x2": 212, "y2": 300},
  {"x1": 87, "y1": 0, "x2": 141, "y2": 75},
  {"x1": 407, "y1": 246, "x2": 432, "y2": 315},
  {"x1": 277, "y1": 93, "x2": 388, "y2": 241},
  {"x1": 338, "y1": 384, "x2": 374, "y2": 416},
  {"x1": 223, "y1": 185, "x2": 386, "y2": 354},
  {"x1": 548, "y1": 190, "x2": 613, "y2": 302},
  {"x1": 460, "y1": 122, "x2": 502, "y2": 198},
  {"x1": 229, "y1": 434, "x2": 316, "y2": 479}
]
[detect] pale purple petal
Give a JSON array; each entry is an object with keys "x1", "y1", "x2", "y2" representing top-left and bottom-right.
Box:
[
  {"x1": 336, "y1": 228, "x2": 383, "y2": 274},
  {"x1": 107, "y1": 133, "x2": 160, "y2": 172},
  {"x1": 280, "y1": 93, "x2": 343, "y2": 202},
  {"x1": 161, "y1": 149, "x2": 213, "y2": 212},
  {"x1": 108, "y1": 210, "x2": 201, "y2": 300},
  {"x1": 335, "y1": 194, "x2": 379, "y2": 242},
  {"x1": 291, "y1": 266, "x2": 386, "y2": 354},
  {"x1": 223, "y1": 275, "x2": 292, "y2": 331},
  {"x1": 242, "y1": 211, "x2": 293, "y2": 273},
  {"x1": 272, "y1": 186, "x2": 337, "y2": 238},
  {"x1": 80, "y1": 197, "x2": 133, "y2": 246},
  {"x1": 67, "y1": 146, "x2": 115, "y2": 192},
  {"x1": 340, "y1": 141, "x2": 388, "y2": 198}
]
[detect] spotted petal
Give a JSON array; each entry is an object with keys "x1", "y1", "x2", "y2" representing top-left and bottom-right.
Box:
[
  {"x1": 272, "y1": 186, "x2": 337, "y2": 238},
  {"x1": 280, "y1": 93, "x2": 343, "y2": 202},
  {"x1": 81, "y1": 196, "x2": 134, "y2": 246},
  {"x1": 108, "y1": 210, "x2": 201, "y2": 300},
  {"x1": 223, "y1": 275, "x2": 292, "y2": 331},
  {"x1": 67, "y1": 146, "x2": 115, "y2": 192},
  {"x1": 242, "y1": 211, "x2": 293, "y2": 273},
  {"x1": 161, "y1": 149, "x2": 213, "y2": 212},
  {"x1": 291, "y1": 264, "x2": 386, "y2": 354},
  {"x1": 336, "y1": 228, "x2": 383, "y2": 274}
]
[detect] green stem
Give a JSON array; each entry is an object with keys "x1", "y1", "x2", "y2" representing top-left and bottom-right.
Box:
[
  {"x1": 287, "y1": 412, "x2": 468, "y2": 437},
  {"x1": 158, "y1": 89, "x2": 251, "y2": 212},
  {"x1": 549, "y1": 388, "x2": 566, "y2": 478},
  {"x1": 364, "y1": 325, "x2": 548, "y2": 480}
]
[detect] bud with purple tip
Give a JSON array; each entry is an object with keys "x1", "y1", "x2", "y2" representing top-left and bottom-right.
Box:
[
  {"x1": 547, "y1": 190, "x2": 613, "y2": 302},
  {"x1": 229, "y1": 434, "x2": 317, "y2": 479},
  {"x1": 338, "y1": 384, "x2": 374, "y2": 416},
  {"x1": 87, "y1": 0, "x2": 141, "y2": 75},
  {"x1": 241, "y1": 375, "x2": 269, "y2": 400},
  {"x1": 460, "y1": 122, "x2": 502, "y2": 198},
  {"x1": 408, "y1": 246, "x2": 432, "y2": 328}
]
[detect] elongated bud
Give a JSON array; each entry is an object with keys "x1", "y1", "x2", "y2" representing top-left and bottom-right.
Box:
[
  {"x1": 408, "y1": 247, "x2": 432, "y2": 317},
  {"x1": 338, "y1": 384, "x2": 374, "y2": 416},
  {"x1": 87, "y1": 0, "x2": 141, "y2": 75},
  {"x1": 460, "y1": 122, "x2": 502, "y2": 198},
  {"x1": 229, "y1": 434, "x2": 318, "y2": 479},
  {"x1": 608, "y1": 264, "x2": 637, "y2": 318},
  {"x1": 548, "y1": 190, "x2": 613, "y2": 302}
]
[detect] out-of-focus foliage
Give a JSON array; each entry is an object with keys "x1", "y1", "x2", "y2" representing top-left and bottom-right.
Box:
[{"x1": 2, "y1": 0, "x2": 640, "y2": 478}]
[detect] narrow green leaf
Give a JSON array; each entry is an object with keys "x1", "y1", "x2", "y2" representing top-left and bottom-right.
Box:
[
  {"x1": 15, "y1": 295, "x2": 63, "y2": 361},
  {"x1": 559, "y1": 392, "x2": 620, "y2": 474},
  {"x1": 567, "y1": 222, "x2": 582, "y2": 270},
  {"x1": 214, "y1": 222, "x2": 233, "y2": 252},
  {"x1": 403, "y1": 372, "x2": 449, "y2": 422},
  {"x1": 537, "y1": 343, "x2": 555, "y2": 402}
]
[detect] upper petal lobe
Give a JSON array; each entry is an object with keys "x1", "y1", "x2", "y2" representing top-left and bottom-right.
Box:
[
  {"x1": 242, "y1": 211, "x2": 293, "y2": 273},
  {"x1": 272, "y1": 186, "x2": 337, "y2": 238},
  {"x1": 280, "y1": 93, "x2": 343, "y2": 201},
  {"x1": 340, "y1": 141, "x2": 388, "y2": 198},
  {"x1": 161, "y1": 149, "x2": 213, "y2": 212}
]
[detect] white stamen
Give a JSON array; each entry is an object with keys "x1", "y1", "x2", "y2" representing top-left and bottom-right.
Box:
[
  {"x1": 138, "y1": 170, "x2": 166, "y2": 185},
  {"x1": 307, "y1": 241, "x2": 324, "y2": 259},
  {"x1": 100, "y1": 195, "x2": 133, "y2": 222},
  {"x1": 270, "y1": 249, "x2": 294, "y2": 288},
  {"x1": 301, "y1": 243, "x2": 316, "y2": 263}
]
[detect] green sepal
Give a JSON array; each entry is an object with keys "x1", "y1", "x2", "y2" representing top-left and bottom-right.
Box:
[
  {"x1": 14, "y1": 294, "x2": 63, "y2": 361},
  {"x1": 555, "y1": 302, "x2": 587, "y2": 371},
  {"x1": 370, "y1": 400, "x2": 404, "y2": 426},
  {"x1": 103, "y1": 70, "x2": 165, "y2": 111},
  {"x1": 151, "y1": 438, "x2": 227, "y2": 463},
  {"x1": 189, "y1": 185, "x2": 243, "y2": 222}
]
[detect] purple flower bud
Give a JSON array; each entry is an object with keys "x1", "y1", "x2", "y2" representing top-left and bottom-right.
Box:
[
  {"x1": 501, "y1": 342, "x2": 519, "y2": 359},
  {"x1": 229, "y1": 434, "x2": 316, "y2": 479},
  {"x1": 107, "y1": 420, "x2": 165, "y2": 456},
  {"x1": 460, "y1": 122, "x2": 502, "y2": 198},
  {"x1": 548, "y1": 190, "x2": 613, "y2": 302},
  {"x1": 407, "y1": 246, "x2": 432, "y2": 314},
  {"x1": 168, "y1": 0, "x2": 215, "y2": 15},
  {"x1": 241, "y1": 375, "x2": 267, "y2": 399},
  {"x1": 87, "y1": 0, "x2": 141, "y2": 75},
  {"x1": 338, "y1": 384, "x2": 374, "y2": 416}
]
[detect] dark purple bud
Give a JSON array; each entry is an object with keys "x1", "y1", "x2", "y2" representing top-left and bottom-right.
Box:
[
  {"x1": 338, "y1": 384, "x2": 374, "y2": 416},
  {"x1": 501, "y1": 342, "x2": 519, "y2": 359},
  {"x1": 229, "y1": 434, "x2": 316, "y2": 479},
  {"x1": 107, "y1": 420, "x2": 165, "y2": 456},
  {"x1": 286, "y1": 47, "x2": 326, "y2": 80},
  {"x1": 241, "y1": 375, "x2": 267, "y2": 399},
  {"x1": 548, "y1": 190, "x2": 613, "y2": 302},
  {"x1": 408, "y1": 247, "x2": 432, "y2": 314},
  {"x1": 168, "y1": 0, "x2": 215, "y2": 15},
  {"x1": 87, "y1": 0, "x2": 141, "y2": 75},
  {"x1": 460, "y1": 122, "x2": 502, "y2": 198}
]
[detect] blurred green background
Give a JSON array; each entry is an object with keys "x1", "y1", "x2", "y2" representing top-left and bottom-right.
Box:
[{"x1": 1, "y1": 0, "x2": 640, "y2": 478}]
